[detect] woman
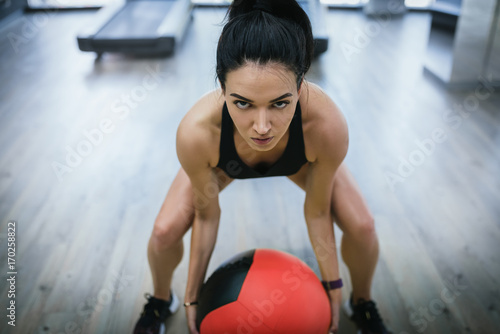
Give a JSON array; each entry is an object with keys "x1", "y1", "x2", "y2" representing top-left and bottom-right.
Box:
[{"x1": 134, "y1": 1, "x2": 391, "y2": 333}]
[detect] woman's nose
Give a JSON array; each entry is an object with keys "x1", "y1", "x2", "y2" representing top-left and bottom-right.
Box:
[{"x1": 253, "y1": 109, "x2": 271, "y2": 135}]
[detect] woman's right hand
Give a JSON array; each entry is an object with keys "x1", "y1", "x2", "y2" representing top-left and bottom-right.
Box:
[{"x1": 185, "y1": 305, "x2": 200, "y2": 334}]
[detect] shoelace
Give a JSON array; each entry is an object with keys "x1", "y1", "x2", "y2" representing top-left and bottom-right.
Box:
[
  {"x1": 355, "y1": 299, "x2": 383, "y2": 323},
  {"x1": 142, "y1": 293, "x2": 166, "y2": 319}
]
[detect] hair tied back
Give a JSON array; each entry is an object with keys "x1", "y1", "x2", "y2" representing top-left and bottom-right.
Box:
[{"x1": 253, "y1": 0, "x2": 273, "y2": 14}]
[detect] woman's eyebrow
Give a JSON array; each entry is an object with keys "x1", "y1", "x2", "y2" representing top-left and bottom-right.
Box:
[
  {"x1": 229, "y1": 93, "x2": 293, "y2": 103},
  {"x1": 230, "y1": 93, "x2": 253, "y2": 103},
  {"x1": 269, "y1": 93, "x2": 292, "y2": 103}
]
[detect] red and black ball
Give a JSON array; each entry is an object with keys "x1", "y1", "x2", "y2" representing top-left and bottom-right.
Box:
[{"x1": 196, "y1": 249, "x2": 331, "y2": 334}]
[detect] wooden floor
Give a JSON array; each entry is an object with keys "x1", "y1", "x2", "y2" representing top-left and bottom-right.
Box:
[{"x1": 0, "y1": 6, "x2": 499, "y2": 334}]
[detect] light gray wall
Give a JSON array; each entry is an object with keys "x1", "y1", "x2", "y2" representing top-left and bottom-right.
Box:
[
  {"x1": 484, "y1": 0, "x2": 500, "y2": 81},
  {"x1": 450, "y1": 0, "x2": 499, "y2": 85}
]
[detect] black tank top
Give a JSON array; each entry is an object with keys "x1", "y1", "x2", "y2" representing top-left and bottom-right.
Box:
[{"x1": 216, "y1": 102, "x2": 308, "y2": 179}]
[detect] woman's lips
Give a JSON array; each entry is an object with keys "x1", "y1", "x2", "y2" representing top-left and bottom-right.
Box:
[{"x1": 252, "y1": 137, "x2": 274, "y2": 145}]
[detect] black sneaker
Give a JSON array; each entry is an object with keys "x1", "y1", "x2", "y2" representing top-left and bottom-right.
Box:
[
  {"x1": 133, "y1": 292, "x2": 180, "y2": 334},
  {"x1": 343, "y1": 295, "x2": 392, "y2": 334}
]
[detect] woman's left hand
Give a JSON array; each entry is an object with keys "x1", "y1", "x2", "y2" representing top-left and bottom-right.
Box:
[
  {"x1": 327, "y1": 289, "x2": 342, "y2": 334},
  {"x1": 185, "y1": 305, "x2": 200, "y2": 334}
]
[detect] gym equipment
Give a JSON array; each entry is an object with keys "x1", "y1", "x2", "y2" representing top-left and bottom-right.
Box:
[
  {"x1": 196, "y1": 248, "x2": 331, "y2": 334},
  {"x1": 77, "y1": 0, "x2": 193, "y2": 56}
]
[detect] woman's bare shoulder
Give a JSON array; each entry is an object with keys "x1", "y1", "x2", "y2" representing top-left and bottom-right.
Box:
[
  {"x1": 176, "y1": 89, "x2": 225, "y2": 169},
  {"x1": 181, "y1": 89, "x2": 224, "y2": 127},
  {"x1": 300, "y1": 83, "x2": 343, "y2": 120},
  {"x1": 299, "y1": 82, "x2": 349, "y2": 162}
]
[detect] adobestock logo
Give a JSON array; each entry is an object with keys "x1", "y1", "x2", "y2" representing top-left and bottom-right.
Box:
[{"x1": 399, "y1": 275, "x2": 468, "y2": 334}]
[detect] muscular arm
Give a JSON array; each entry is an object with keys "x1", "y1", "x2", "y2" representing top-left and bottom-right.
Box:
[
  {"x1": 302, "y1": 88, "x2": 349, "y2": 296},
  {"x1": 176, "y1": 104, "x2": 221, "y2": 305}
]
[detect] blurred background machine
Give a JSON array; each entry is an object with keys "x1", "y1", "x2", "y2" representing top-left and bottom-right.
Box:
[
  {"x1": 77, "y1": 0, "x2": 194, "y2": 57},
  {"x1": 74, "y1": 0, "x2": 329, "y2": 57}
]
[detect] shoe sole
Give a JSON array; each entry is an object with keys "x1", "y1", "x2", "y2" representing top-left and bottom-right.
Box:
[{"x1": 169, "y1": 291, "x2": 180, "y2": 314}]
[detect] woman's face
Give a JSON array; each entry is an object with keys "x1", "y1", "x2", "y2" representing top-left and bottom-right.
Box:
[{"x1": 223, "y1": 62, "x2": 301, "y2": 153}]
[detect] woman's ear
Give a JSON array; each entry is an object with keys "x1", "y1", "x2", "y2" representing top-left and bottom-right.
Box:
[
  {"x1": 219, "y1": 79, "x2": 225, "y2": 95},
  {"x1": 297, "y1": 77, "x2": 304, "y2": 96}
]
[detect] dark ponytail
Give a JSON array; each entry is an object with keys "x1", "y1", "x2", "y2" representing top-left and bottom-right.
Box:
[{"x1": 216, "y1": 0, "x2": 314, "y2": 91}]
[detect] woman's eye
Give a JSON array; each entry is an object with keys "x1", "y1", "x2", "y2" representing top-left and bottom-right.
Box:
[
  {"x1": 273, "y1": 101, "x2": 289, "y2": 109},
  {"x1": 235, "y1": 101, "x2": 250, "y2": 109}
]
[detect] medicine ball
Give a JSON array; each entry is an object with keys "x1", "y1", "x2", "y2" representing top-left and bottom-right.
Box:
[{"x1": 196, "y1": 248, "x2": 331, "y2": 334}]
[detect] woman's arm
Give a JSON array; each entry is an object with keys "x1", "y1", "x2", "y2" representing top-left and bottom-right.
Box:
[
  {"x1": 302, "y1": 88, "x2": 349, "y2": 333},
  {"x1": 304, "y1": 160, "x2": 344, "y2": 334},
  {"x1": 176, "y1": 114, "x2": 221, "y2": 333},
  {"x1": 302, "y1": 87, "x2": 348, "y2": 281}
]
